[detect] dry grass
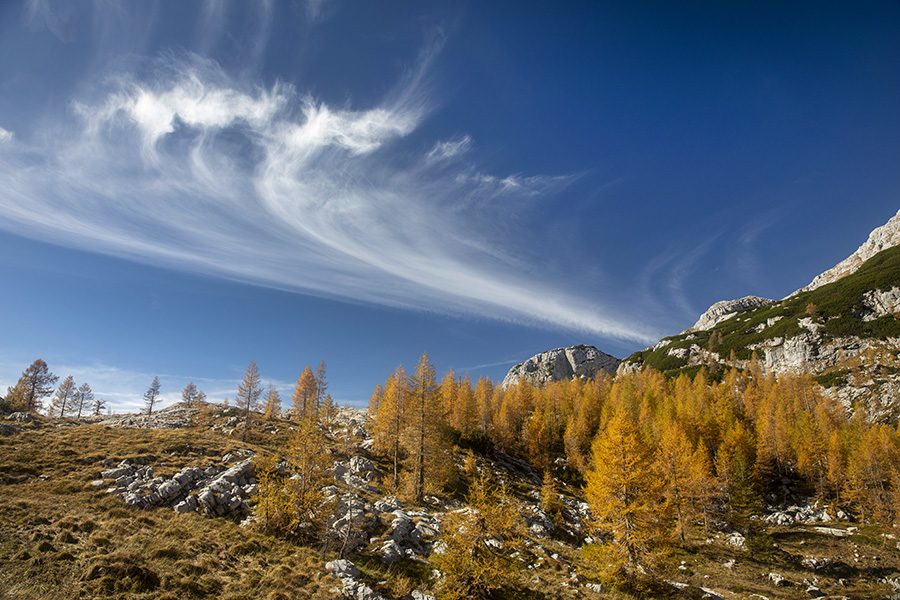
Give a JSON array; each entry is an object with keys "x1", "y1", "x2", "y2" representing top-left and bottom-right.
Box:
[
  {"x1": 0, "y1": 417, "x2": 336, "y2": 600},
  {"x1": 2, "y1": 415, "x2": 899, "y2": 599}
]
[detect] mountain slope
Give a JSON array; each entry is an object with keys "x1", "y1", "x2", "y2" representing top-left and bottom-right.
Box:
[{"x1": 620, "y1": 243, "x2": 900, "y2": 418}]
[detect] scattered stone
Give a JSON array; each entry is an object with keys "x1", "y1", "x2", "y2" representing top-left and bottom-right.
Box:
[
  {"x1": 349, "y1": 456, "x2": 374, "y2": 474},
  {"x1": 6, "y1": 412, "x2": 32, "y2": 423},
  {"x1": 768, "y1": 573, "x2": 790, "y2": 587},
  {"x1": 380, "y1": 539, "x2": 405, "y2": 564},
  {"x1": 326, "y1": 559, "x2": 362, "y2": 580},
  {"x1": 0, "y1": 423, "x2": 24, "y2": 435}
]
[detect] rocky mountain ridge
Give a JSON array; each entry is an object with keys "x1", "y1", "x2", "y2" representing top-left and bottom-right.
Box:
[
  {"x1": 501, "y1": 345, "x2": 620, "y2": 388},
  {"x1": 618, "y1": 210, "x2": 900, "y2": 420},
  {"x1": 685, "y1": 295, "x2": 774, "y2": 333},
  {"x1": 793, "y1": 208, "x2": 900, "y2": 296}
]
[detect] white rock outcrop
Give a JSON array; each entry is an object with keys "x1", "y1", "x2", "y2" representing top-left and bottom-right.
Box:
[
  {"x1": 685, "y1": 296, "x2": 773, "y2": 333},
  {"x1": 793, "y1": 208, "x2": 900, "y2": 296},
  {"x1": 501, "y1": 345, "x2": 620, "y2": 389}
]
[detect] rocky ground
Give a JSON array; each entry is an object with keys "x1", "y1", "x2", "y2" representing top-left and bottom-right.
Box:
[{"x1": 2, "y1": 406, "x2": 900, "y2": 599}]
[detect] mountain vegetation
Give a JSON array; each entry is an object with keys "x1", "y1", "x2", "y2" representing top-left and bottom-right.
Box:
[
  {"x1": 3, "y1": 347, "x2": 900, "y2": 598},
  {"x1": 3, "y1": 220, "x2": 900, "y2": 598},
  {"x1": 623, "y1": 244, "x2": 900, "y2": 387}
]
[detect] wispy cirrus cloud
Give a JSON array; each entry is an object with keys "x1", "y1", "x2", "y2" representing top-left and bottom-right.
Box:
[{"x1": 0, "y1": 49, "x2": 659, "y2": 345}]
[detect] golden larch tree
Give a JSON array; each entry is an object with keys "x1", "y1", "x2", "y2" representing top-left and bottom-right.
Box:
[
  {"x1": 583, "y1": 411, "x2": 666, "y2": 581},
  {"x1": 291, "y1": 365, "x2": 316, "y2": 420},
  {"x1": 403, "y1": 352, "x2": 447, "y2": 502},
  {"x1": 372, "y1": 366, "x2": 408, "y2": 491},
  {"x1": 431, "y1": 472, "x2": 523, "y2": 600}
]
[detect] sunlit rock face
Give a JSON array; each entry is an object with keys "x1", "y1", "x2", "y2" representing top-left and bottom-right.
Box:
[
  {"x1": 501, "y1": 345, "x2": 620, "y2": 389},
  {"x1": 685, "y1": 296, "x2": 774, "y2": 333},
  {"x1": 793, "y1": 208, "x2": 900, "y2": 296}
]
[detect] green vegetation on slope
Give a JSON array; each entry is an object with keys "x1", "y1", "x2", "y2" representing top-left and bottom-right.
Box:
[{"x1": 627, "y1": 244, "x2": 900, "y2": 376}]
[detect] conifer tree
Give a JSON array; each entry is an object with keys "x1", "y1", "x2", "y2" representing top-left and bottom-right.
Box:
[
  {"x1": 236, "y1": 362, "x2": 262, "y2": 439},
  {"x1": 432, "y1": 472, "x2": 523, "y2": 600},
  {"x1": 181, "y1": 381, "x2": 203, "y2": 407},
  {"x1": 450, "y1": 374, "x2": 477, "y2": 433},
  {"x1": 583, "y1": 412, "x2": 665, "y2": 581},
  {"x1": 474, "y1": 376, "x2": 494, "y2": 436},
  {"x1": 657, "y1": 424, "x2": 713, "y2": 543},
  {"x1": 50, "y1": 376, "x2": 77, "y2": 417},
  {"x1": 143, "y1": 376, "x2": 161, "y2": 416},
  {"x1": 440, "y1": 369, "x2": 458, "y2": 422},
  {"x1": 73, "y1": 382, "x2": 93, "y2": 419},
  {"x1": 540, "y1": 469, "x2": 561, "y2": 521},
  {"x1": 291, "y1": 365, "x2": 316, "y2": 420},
  {"x1": 404, "y1": 352, "x2": 447, "y2": 501},
  {"x1": 843, "y1": 424, "x2": 899, "y2": 523},
  {"x1": 263, "y1": 384, "x2": 282, "y2": 420},
  {"x1": 314, "y1": 361, "x2": 328, "y2": 418},
  {"x1": 91, "y1": 396, "x2": 107, "y2": 416},
  {"x1": 253, "y1": 416, "x2": 334, "y2": 542},
  {"x1": 7, "y1": 359, "x2": 58, "y2": 413},
  {"x1": 368, "y1": 383, "x2": 384, "y2": 416},
  {"x1": 283, "y1": 415, "x2": 335, "y2": 542},
  {"x1": 373, "y1": 366, "x2": 408, "y2": 491}
]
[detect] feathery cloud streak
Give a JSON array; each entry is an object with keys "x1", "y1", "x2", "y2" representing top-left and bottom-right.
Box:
[{"x1": 0, "y1": 52, "x2": 658, "y2": 344}]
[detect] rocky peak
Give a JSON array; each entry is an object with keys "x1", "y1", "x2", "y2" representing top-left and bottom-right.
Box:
[
  {"x1": 685, "y1": 296, "x2": 774, "y2": 333},
  {"x1": 792, "y1": 208, "x2": 900, "y2": 296},
  {"x1": 501, "y1": 345, "x2": 620, "y2": 389}
]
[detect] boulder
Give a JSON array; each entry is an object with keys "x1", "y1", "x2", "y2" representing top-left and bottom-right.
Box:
[
  {"x1": 326, "y1": 559, "x2": 361, "y2": 580},
  {"x1": 349, "y1": 456, "x2": 375, "y2": 474},
  {"x1": 380, "y1": 539, "x2": 405, "y2": 564}
]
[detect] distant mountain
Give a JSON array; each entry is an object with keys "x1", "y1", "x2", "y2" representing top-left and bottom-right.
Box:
[
  {"x1": 501, "y1": 345, "x2": 620, "y2": 388},
  {"x1": 619, "y1": 209, "x2": 900, "y2": 420}
]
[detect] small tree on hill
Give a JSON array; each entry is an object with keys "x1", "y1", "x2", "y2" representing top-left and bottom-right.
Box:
[
  {"x1": 314, "y1": 361, "x2": 328, "y2": 418},
  {"x1": 373, "y1": 366, "x2": 408, "y2": 491},
  {"x1": 432, "y1": 472, "x2": 523, "y2": 600},
  {"x1": 6, "y1": 359, "x2": 58, "y2": 413},
  {"x1": 291, "y1": 365, "x2": 316, "y2": 420},
  {"x1": 403, "y1": 352, "x2": 448, "y2": 502},
  {"x1": 236, "y1": 362, "x2": 262, "y2": 439},
  {"x1": 181, "y1": 381, "x2": 205, "y2": 407},
  {"x1": 253, "y1": 415, "x2": 334, "y2": 543},
  {"x1": 50, "y1": 376, "x2": 77, "y2": 418},
  {"x1": 91, "y1": 396, "x2": 107, "y2": 416},
  {"x1": 73, "y1": 383, "x2": 94, "y2": 419},
  {"x1": 263, "y1": 384, "x2": 281, "y2": 420},
  {"x1": 144, "y1": 377, "x2": 161, "y2": 415}
]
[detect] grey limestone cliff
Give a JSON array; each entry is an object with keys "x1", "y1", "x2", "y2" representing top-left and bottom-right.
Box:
[{"x1": 501, "y1": 345, "x2": 620, "y2": 389}]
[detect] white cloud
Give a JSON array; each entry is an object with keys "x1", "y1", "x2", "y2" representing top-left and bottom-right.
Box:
[
  {"x1": 425, "y1": 135, "x2": 472, "y2": 164},
  {"x1": 0, "y1": 127, "x2": 12, "y2": 143},
  {"x1": 0, "y1": 52, "x2": 659, "y2": 346}
]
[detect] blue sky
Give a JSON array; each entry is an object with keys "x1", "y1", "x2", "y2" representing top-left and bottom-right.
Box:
[{"x1": 1, "y1": 1, "x2": 898, "y2": 412}]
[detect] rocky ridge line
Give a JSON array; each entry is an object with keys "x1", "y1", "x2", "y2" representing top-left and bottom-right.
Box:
[
  {"x1": 684, "y1": 295, "x2": 774, "y2": 333},
  {"x1": 501, "y1": 345, "x2": 620, "y2": 389},
  {"x1": 793, "y1": 208, "x2": 900, "y2": 296}
]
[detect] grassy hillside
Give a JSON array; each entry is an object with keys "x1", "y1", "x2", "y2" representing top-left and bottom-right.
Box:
[
  {"x1": 625, "y1": 244, "x2": 900, "y2": 377},
  {"x1": 2, "y1": 411, "x2": 900, "y2": 599}
]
